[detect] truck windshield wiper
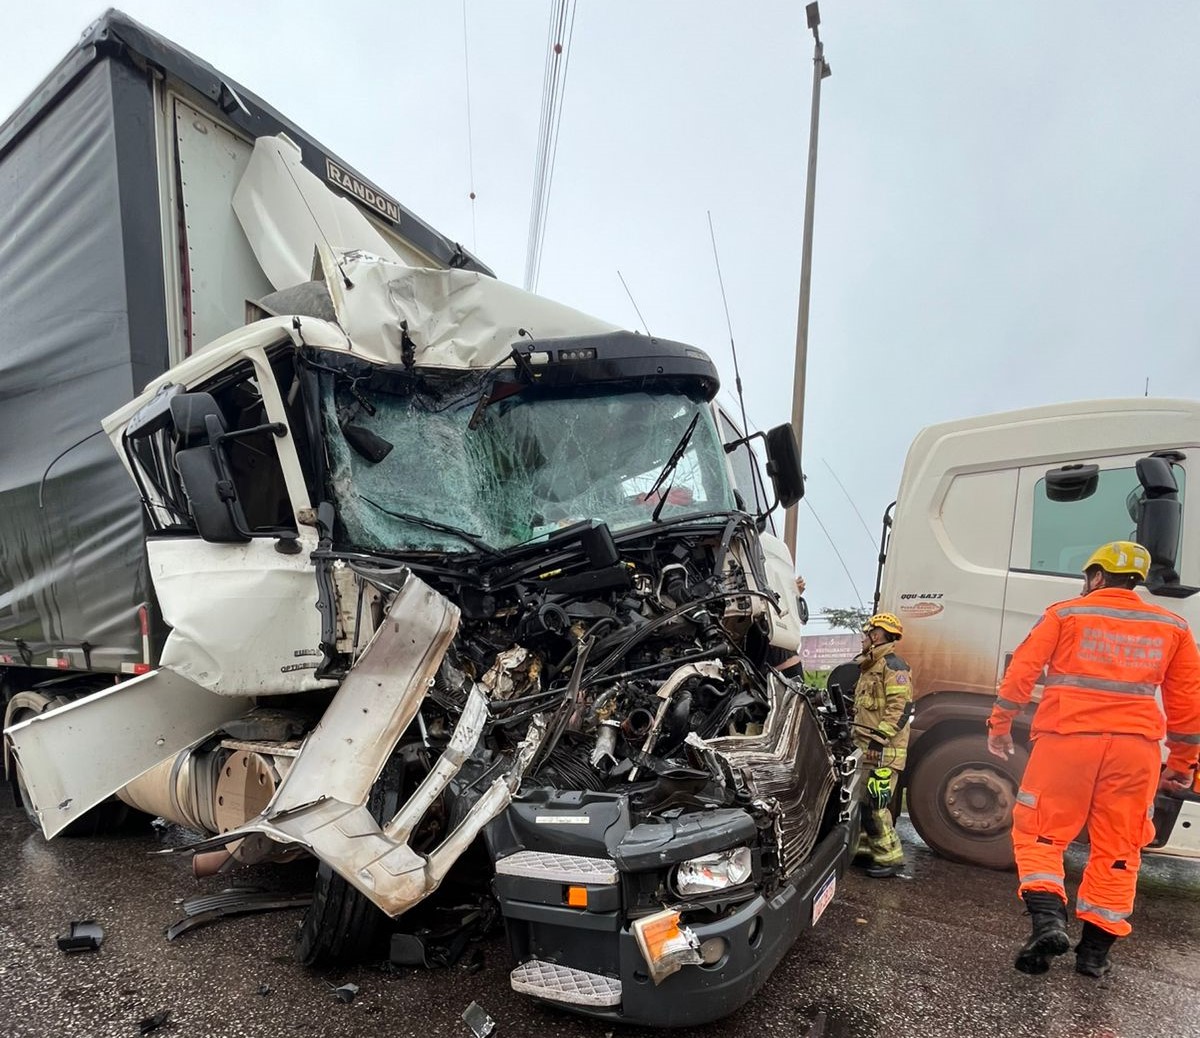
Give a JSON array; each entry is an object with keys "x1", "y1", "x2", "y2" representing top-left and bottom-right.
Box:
[
  {"x1": 359, "y1": 496, "x2": 501, "y2": 556},
  {"x1": 645, "y1": 413, "x2": 700, "y2": 522},
  {"x1": 466, "y1": 347, "x2": 536, "y2": 430}
]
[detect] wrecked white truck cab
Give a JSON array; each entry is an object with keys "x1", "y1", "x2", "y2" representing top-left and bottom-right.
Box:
[
  {"x1": 10, "y1": 248, "x2": 860, "y2": 1024},
  {"x1": 1, "y1": 12, "x2": 858, "y2": 1028}
]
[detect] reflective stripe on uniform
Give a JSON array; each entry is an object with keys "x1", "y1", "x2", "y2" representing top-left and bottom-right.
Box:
[
  {"x1": 1076, "y1": 897, "x2": 1131, "y2": 923},
  {"x1": 1016, "y1": 789, "x2": 1038, "y2": 808},
  {"x1": 1020, "y1": 872, "x2": 1064, "y2": 886},
  {"x1": 1056, "y1": 605, "x2": 1188, "y2": 630},
  {"x1": 1044, "y1": 672, "x2": 1157, "y2": 696},
  {"x1": 1166, "y1": 731, "x2": 1200, "y2": 744},
  {"x1": 994, "y1": 695, "x2": 1022, "y2": 711},
  {"x1": 1148, "y1": 803, "x2": 1155, "y2": 820}
]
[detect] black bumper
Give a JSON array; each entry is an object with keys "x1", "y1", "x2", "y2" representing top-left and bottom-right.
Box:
[{"x1": 492, "y1": 816, "x2": 852, "y2": 1028}]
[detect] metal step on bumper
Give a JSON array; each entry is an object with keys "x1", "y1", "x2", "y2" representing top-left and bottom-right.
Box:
[
  {"x1": 510, "y1": 958, "x2": 622, "y2": 1007},
  {"x1": 494, "y1": 849, "x2": 619, "y2": 885}
]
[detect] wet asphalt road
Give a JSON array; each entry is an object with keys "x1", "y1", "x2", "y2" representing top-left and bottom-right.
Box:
[{"x1": 1, "y1": 797, "x2": 1198, "y2": 1038}]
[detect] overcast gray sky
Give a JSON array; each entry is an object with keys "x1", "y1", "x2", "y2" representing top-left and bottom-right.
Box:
[{"x1": 4, "y1": 2, "x2": 1198, "y2": 621}]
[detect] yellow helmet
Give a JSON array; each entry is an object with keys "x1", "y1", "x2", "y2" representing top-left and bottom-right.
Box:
[
  {"x1": 864, "y1": 612, "x2": 904, "y2": 637},
  {"x1": 1083, "y1": 540, "x2": 1150, "y2": 579}
]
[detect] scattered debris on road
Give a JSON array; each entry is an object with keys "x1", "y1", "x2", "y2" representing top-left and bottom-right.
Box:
[
  {"x1": 461, "y1": 1001, "x2": 496, "y2": 1038},
  {"x1": 56, "y1": 920, "x2": 104, "y2": 953},
  {"x1": 138, "y1": 1009, "x2": 172, "y2": 1035},
  {"x1": 165, "y1": 888, "x2": 312, "y2": 940}
]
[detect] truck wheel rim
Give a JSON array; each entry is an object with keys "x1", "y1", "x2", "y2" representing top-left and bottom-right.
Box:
[{"x1": 942, "y1": 766, "x2": 1015, "y2": 836}]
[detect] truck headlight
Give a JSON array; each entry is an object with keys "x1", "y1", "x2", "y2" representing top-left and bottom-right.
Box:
[{"x1": 673, "y1": 846, "x2": 752, "y2": 895}]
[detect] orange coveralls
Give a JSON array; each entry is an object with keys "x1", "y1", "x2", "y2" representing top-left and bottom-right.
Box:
[{"x1": 988, "y1": 587, "x2": 1200, "y2": 936}]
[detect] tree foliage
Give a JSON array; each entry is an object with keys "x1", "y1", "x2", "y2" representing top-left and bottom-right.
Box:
[{"x1": 821, "y1": 606, "x2": 870, "y2": 633}]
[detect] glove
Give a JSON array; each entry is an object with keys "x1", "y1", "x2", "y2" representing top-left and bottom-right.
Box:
[{"x1": 866, "y1": 767, "x2": 894, "y2": 811}]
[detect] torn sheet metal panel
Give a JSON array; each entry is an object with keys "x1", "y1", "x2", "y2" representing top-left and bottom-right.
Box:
[
  {"x1": 268, "y1": 573, "x2": 459, "y2": 810},
  {"x1": 147, "y1": 532, "x2": 333, "y2": 696},
  {"x1": 232, "y1": 135, "x2": 416, "y2": 290},
  {"x1": 4, "y1": 669, "x2": 252, "y2": 837},
  {"x1": 320, "y1": 248, "x2": 618, "y2": 371},
  {"x1": 698, "y1": 678, "x2": 838, "y2": 875},
  {"x1": 185, "y1": 574, "x2": 545, "y2": 916},
  {"x1": 199, "y1": 719, "x2": 544, "y2": 917}
]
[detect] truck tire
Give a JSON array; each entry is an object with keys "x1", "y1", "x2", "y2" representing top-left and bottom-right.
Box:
[
  {"x1": 5, "y1": 691, "x2": 134, "y2": 837},
  {"x1": 295, "y1": 756, "x2": 406, "y2": 966},
  {"x1": 905, "y1": 732, "x2": 1029, "y2": 870}
]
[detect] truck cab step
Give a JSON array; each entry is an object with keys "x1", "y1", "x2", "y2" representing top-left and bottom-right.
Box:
[
  {"x1": 494, "y1": 850, "x2": 618, "y2": 885},
  {"x1": 510, "y1": 958, "x2": 622, "y2": 1007}
]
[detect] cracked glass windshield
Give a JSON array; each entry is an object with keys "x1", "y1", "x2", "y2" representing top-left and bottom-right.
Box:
[{"x1": 323, "y1": 377, "x2": 735, "y2": 553}]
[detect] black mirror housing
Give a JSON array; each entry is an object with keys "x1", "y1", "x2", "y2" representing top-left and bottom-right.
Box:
[
  {"x1": 176, "y1": 446, "x2": 250, "y2": 542},
  {"x1": 1045, "y1": 463, "x2": 1099, "y2": 502},
  {"x1": 764, "y1": 424, "x2": 804, "y2": 508},
  {"x1": 170, "y1": 391, "x2": 224, "y2": 446}
]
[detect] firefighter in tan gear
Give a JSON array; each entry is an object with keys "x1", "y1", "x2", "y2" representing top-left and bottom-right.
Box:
[{"x1": 853, "y1": 612, "x2": 913, "y2": 878}]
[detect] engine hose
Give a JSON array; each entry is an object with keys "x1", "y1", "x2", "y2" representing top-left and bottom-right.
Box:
[{"x1": 585, "y1": 590, "x2": 777, "y2": 680}]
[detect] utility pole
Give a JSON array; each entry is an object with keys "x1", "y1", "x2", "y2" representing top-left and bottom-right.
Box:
[{"x1": 783, "y1": 2, "x2": 831, "y2": 560}]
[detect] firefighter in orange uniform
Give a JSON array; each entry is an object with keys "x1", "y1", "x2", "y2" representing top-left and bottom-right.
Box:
[{"x1": 987, "y1": 541, "x2": 1200, "y2": 977}]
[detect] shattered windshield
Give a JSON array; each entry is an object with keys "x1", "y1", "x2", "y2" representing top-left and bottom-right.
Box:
[{"x1": 322, "y1": 375, "x2": 735, "y2": 554}]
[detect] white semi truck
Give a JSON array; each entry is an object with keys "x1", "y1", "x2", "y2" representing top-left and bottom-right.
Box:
[
  {"x1": 1, "y1": 12, "x2": 859, "y2": 1027},
  {"x1": 875, "y1": 398, "x2": 1200, "y2": 868}
]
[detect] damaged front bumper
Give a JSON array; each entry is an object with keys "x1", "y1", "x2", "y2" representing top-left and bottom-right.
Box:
[{"x1": 488, "y1": 792, "x2": 853, "y2": 1028}]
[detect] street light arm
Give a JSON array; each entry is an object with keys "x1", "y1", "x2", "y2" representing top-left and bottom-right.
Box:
[{"x1": 783, "y1": 20, "x2": 829, "y2": 562}]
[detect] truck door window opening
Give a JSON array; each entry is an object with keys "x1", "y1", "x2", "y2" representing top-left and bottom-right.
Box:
[
  {"x1": 1030, "y1": 465, "x2": 1186, "y2": 577},
  {"x1": 130, "y1": 362, "x2": 297, "y2": 535}
]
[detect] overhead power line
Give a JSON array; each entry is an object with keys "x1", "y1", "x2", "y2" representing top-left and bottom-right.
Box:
[
  {"x1": 461, "y1": 0, "x2": 478, "y2": 253},
  {"x1": 524, "y1": 0, "x2": 577, "y2": 292}
]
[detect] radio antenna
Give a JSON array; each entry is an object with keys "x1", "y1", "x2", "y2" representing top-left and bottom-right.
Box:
[
  {"x1": 617, "y1": 270, "x2": 651, "y2": 336},
  {"x1": 708, "y1": 211, "x2": 770, "y2": 513}
]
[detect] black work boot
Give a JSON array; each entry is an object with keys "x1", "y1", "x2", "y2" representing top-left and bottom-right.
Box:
[
  {"x1": 1014, "y1": 891, "x2": 1070, "y2": 974},
  {"x1": 1075, "y1": 921, "x2": 1117, "y2": 978},
  {"x1": 865, "y1": 862, "x2": 903, "y2": 878}
]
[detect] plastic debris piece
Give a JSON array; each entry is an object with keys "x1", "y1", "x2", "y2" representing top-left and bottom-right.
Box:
[
  {"x1": 461, "y1": 1001, "x2": 496, "y2": 1038},
  {"x1": 855, "y1": 917, "x2": 868, "y2": 925},
  {"x1": 257, "y1": 984, "x2": 273, "y2": 997},
  {"x1": 138, "y1": 1010, "x2": 172, "y2": 1034},
  {"x1": 390, "y1": 932, "x2": 431, "y2": 967},
  {"x1": 56, "y1": 920, "x2": 104, "y2": 953},
  {"x1": 333, "y1": 983, "x2": 359, "y2": 1004},
  {"x1": 165, "y1": 892, "x2": 311, "y2": 940}
]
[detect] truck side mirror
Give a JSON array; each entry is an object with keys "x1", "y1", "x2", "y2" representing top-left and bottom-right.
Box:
[
  {"x1": 1044, "y1": 463, "x2": 1099, "y2": 502},
  {"x1": 169, "y1": 394, "x2": 251, "y2": 542},
  {"x1": 764, "y1": 424, "x2": 804, "y2": 508},
  {"x1": 175, "y1": 445, "x2": 251, "y2": 542},
  {"x1": 1135, "y1": 456, "x2": 1181, "y2": 586}
]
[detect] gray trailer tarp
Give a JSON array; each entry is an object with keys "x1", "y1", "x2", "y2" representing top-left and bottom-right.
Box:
[{"x1": 0, "y1": 59, "x2": 164, "y2": 672}]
